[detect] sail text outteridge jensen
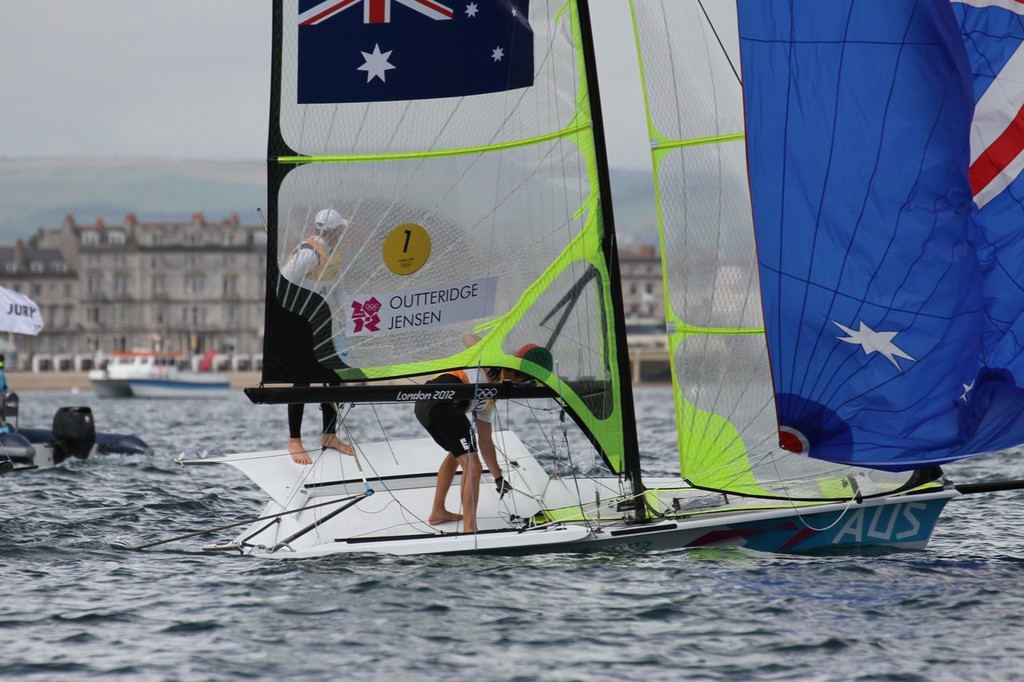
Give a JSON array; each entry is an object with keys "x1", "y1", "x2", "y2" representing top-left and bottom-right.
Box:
[
  {"x1": 346, "y1": 276, "x2": 498, "y2": 336},
  {"x1": 389, "y1": 284, "x2": 481, "y2": 309}
]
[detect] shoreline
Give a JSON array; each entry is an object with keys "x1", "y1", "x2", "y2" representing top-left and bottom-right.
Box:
[
  {"x1": 6, "y1": 371, "x2": 262, "y2": 392},
  {"x1": 6, "y1": 370, "x2": 672, "y2": 392}
]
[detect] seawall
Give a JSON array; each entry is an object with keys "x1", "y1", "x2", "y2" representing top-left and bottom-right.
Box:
[{"x1": 6, "y1": 371, "x2": 262, "y2": 392}]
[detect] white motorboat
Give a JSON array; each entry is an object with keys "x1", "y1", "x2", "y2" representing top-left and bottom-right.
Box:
[{"x1": 89, "y1": 351, "x2": 231, "y2": 399}]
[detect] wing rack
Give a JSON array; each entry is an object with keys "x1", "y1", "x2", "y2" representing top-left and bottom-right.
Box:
[{"x1": 244, "y1": 382, "x2": 560, "y2": 405}]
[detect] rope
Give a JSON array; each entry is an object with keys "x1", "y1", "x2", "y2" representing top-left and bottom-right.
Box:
[
  {"x1": 327, "y1": 401, "x2": 373, "y2": 496},
  {"x1": 132, "y1": 493, "x2": 365, "y2": 551}
]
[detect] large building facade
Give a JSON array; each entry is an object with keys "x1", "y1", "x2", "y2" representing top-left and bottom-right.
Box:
[
  {"x1": 0, "y1": 215, "x2": 665, "y2": 374},
  {"x1": 0, "y1": 214, "x2": 266, "y2": 370}
]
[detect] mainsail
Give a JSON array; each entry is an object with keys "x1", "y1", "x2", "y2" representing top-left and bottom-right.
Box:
[
  {"x1": 260, "y1": 1, "x2": 639, "y2": 479},
  {"x1": 739, "y1": 0, "x2": 1024, "y2": 470}
]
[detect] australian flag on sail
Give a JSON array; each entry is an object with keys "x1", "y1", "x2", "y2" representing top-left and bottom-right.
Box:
[
  {"x1": 738, "y1": 0, "x2": 1024, "y2": 471},
  {"x1": 297, "y1": 0, "x2": 534, "y2": 104}
]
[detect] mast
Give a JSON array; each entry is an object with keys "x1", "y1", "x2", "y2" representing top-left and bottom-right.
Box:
[{"x1": 576, "y1": 0, "x2": 645, "y2": 522}]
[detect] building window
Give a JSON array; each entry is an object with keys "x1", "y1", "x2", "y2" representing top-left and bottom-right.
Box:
[
  {"x1": 108, "y1": 232, "x2": 127, "y2": 245},
  {"x1": 185, "y1": 275, "x2": 205, "y2": 295},
  {"x1": 113, "y1": 275, "x2": 129, "y2": 296},
  {"x1": 82, "y1": 232, "x2": 100, "y2": 245},
  {"x1": 222, "y1": 276, "x2": 238, "y2": 297}
]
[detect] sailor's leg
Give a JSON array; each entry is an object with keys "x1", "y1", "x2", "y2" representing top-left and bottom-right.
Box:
[
  {"x1": 458, "y1": 451, "x2": 482, "y2": 533},
  {"x1": 429, "y1": 453, "x2": 462, "y2": 525}
]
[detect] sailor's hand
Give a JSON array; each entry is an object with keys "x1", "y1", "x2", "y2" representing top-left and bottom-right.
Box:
[{"x1": 495, "y1": 476, "x2": 513, "y2": 497}]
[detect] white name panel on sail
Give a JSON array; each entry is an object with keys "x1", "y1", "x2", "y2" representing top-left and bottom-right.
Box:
[{"x1": 345, "y1": 277, "x2": 498, "y2": 336}]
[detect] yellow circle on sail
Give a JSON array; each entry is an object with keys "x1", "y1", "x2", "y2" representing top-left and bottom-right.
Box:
[{"x1": 383, "y1": 223, "x2": 431, "y2": 275}]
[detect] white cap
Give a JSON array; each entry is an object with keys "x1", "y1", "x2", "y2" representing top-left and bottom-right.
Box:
[{"x1": 315, "y1": 208, "x2": 348, "y2": 232}]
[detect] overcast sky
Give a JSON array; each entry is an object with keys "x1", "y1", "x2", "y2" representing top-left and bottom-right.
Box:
[{"x1": 1, "y1": 1, "x2": 654, "y2": 169}]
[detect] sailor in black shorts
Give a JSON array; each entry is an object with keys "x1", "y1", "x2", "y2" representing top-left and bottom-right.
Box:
[
  {"x1": 415, "y1": 394, "x2": 477, "y2": 459},
  {"x1": 414, "y1": 344, "x2": 553, "y2": 533},
  {"x1": 414, "y1": 368, "x2": 495, "y2": 532}
]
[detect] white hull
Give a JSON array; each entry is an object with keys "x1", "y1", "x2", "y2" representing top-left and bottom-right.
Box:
[
  {"x1": 126, "y1": 377, "x2": 231, "y2": 399},
  {"x1": 180, "y1": 432, "x2": 959, "y2": 558},
  {"x1": 89, "y1": 377, "x2": 133, "y2": 398},
  {"x1": 90, "y1": 368, "x2": 230, "y2": 399}
]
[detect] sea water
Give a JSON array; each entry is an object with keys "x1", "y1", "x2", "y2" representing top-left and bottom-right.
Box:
[{"x1": 2, "y1": 387, "x2": 1023, "y2": 681}]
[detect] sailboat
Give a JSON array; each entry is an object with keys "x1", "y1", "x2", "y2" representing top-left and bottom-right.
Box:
[{"x1": 171, "y1": 0, "x2": 1024, "y2": 557}]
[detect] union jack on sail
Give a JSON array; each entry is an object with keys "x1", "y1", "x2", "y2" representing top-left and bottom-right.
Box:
[
  {"x1": 299, "y1": 0, "x2": 453, "y2": 26},
  {"x1": 954, "y1": 0, "x2": 1024, "y2": 206}
]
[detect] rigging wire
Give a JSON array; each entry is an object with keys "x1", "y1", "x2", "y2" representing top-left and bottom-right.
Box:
[
  {"x1": 328, "y1": 401, "x2": 373, "y2": 497},
  {"x1": 697, "y1": 0, "x2": 742, "y2": 86},
  {"x1": 325, "y1": 401, "x2": 438, "y2": 531}
]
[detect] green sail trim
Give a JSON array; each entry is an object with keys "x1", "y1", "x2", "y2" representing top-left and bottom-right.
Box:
[
  {"x1": 664, "y1": 310, "x2": 768, "y2": 494},
  {"x1": 645, "y1": 126, "x2": 772, "y2": 493},
  {"x1": 274, "y1": 125, "x2": 592, "y2": 165},
  {"x1": 651, "y1": 131, "x2": 745, "y2": 151}
]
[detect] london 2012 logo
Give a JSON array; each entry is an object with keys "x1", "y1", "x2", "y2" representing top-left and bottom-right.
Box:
[{"x1": 350, "y1": 296, "x2": 382, "y2": 333}]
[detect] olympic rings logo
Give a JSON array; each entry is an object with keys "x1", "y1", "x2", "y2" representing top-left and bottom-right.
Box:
[{"x1": 475, "y1": 387, "x2": 498, "y2": 400}]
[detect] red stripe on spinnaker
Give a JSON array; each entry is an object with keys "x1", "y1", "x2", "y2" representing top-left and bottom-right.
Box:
[{"x1": 969, "y1": 103, "x2": 1024, "y2": 196}]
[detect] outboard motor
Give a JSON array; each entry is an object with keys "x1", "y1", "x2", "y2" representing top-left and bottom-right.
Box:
[
  {"x1": 51, "y1": 406, "x2": 96, "y2": 464},
  {"x1": 2, "y1": 391, "x2": 19, "y2": 426}
]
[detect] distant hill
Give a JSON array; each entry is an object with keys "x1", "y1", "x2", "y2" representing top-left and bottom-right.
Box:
[{"x1": 0, "y1": 157, "x2": 657, "y2": 245}]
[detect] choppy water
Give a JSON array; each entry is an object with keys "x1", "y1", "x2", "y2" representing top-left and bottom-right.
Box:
[{"x1": 3, "y1": 387, "x2": 1024, "y2": 681}]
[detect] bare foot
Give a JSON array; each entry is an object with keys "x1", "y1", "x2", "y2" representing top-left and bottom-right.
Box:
[
  {"x1": 321, "y1": 433, "x2": 355, "y2": 455},
  {"x1": 429, "y1": 510, "x2": 463, "y2": 525},
  {"x1": 287, "y1": 438, "x2": 312, "y2": 465}
]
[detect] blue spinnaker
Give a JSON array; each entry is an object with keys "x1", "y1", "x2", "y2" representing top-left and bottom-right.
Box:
[{"x1": 739, "y1": 0, "x2": 1024, "y2": 470}]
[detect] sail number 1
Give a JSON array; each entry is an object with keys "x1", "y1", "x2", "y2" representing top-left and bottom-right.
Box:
[{"x1": 383, "y1": 222, "x2": 431, "y2": 275}]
